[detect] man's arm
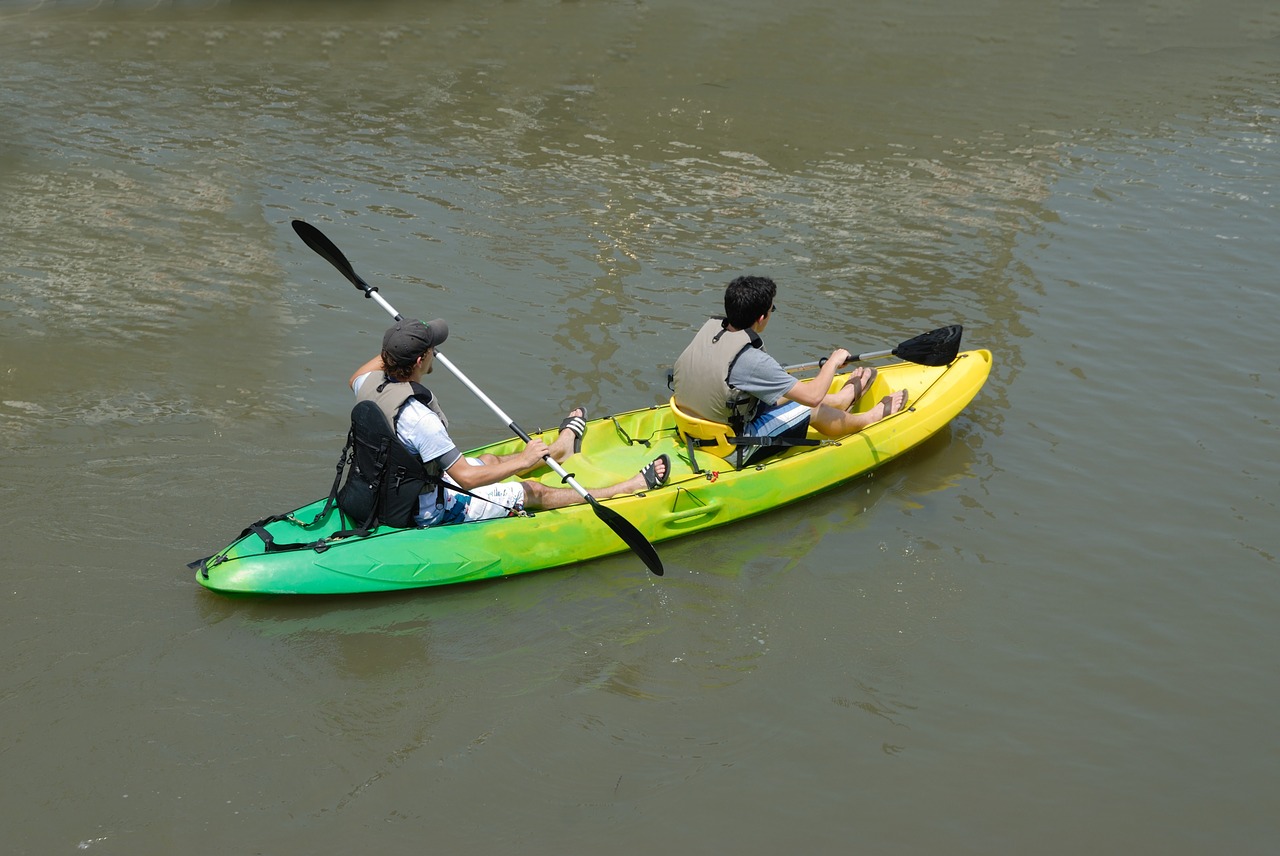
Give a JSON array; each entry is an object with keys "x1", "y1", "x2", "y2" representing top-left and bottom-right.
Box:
[
  {"x1": 443, "y1": 439, "x2": 552, "y2": 490},
  {"x1": 780, "y1": 347, "x2": 850, "y2": 407},
  {"x1": 349, "y1": 356, "x2": 385, "y2": 391}
]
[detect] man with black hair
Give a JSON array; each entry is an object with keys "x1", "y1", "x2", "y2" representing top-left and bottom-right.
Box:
[
  {"x1": 672, "y1": 275, "x2": 908, "y2": 466},
  {"x1": 349, "y1": 317, "x2": 668, "y2": 526}
]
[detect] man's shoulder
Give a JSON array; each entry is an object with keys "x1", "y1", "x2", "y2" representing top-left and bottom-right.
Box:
[
  {"x1": 729, "y1": 346, "x2": 794, "y2": 401},
  {"x1": 734, "y1": 346, "x2": 783, "y2": 373},
  {"x1": 398, "y1": 397, "x2": 446, "y2": 431}
]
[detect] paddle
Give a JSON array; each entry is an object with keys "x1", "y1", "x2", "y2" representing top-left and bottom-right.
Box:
[
  {"x1": 782, "y1": 325, "x2": 963, "y2": 373},
  {"x1": 290, "y1": 219, "x2": 664, "y2": 577}
]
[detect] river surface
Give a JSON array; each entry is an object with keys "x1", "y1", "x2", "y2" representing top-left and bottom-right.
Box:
[{"x1": 2, "y1": 1, "x2": 1278, "y2": 853}]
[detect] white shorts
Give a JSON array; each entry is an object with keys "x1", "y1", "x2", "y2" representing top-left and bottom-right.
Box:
[
  {"x1": 436, "y1": 456, "x2": 526, "y2": 524},
  {"x1": 449, "y1": 481, "x2": 526, "y2": 523}
]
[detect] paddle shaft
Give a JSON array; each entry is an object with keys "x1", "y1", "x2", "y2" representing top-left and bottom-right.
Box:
[
  {"x1": 291, "y1": 219, "x2": 543, "y2": 447},
  {"x1": 783, "y1": 347, "x2": 892, "y2": 374},
  {"x1": 361, "y1": 289, "x2": 547, "y2": 446}
]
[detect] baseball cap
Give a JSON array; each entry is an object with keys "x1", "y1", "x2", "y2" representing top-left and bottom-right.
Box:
[{"x1": 382, "y1": 318, "x2": 448, "y2": 362}]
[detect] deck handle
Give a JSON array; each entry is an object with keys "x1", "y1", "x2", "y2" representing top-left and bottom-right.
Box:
[{"x1": 660, "y1": 504, "x2": 723, "y2": 528}]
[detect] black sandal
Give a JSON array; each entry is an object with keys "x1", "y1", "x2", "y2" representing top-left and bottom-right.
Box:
[
  {"x1": 558, "y1": 408, "x2": 587, "y2": 453},
  {"x1": 639, "y1": 454, "x2": 671, "y2": 490}
]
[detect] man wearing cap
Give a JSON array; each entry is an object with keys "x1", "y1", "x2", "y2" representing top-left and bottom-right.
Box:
[{"x1": 348, "y1": 318, "x2": 668, "y2": 527}]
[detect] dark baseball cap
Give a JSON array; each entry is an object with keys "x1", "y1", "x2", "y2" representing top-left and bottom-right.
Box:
[{"x1": 382, "y1": 318, "x2": 448, "y2": 362}]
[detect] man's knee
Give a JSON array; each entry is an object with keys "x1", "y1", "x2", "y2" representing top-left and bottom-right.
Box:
[
  {"x1": 809, "y1": 405, "x2": 845, "y2": 437},
  {"x1": 518, "y1": 480, "x2": 542, "y2": 506}
]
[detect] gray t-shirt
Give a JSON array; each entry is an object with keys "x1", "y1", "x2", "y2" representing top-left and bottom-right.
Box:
[{"x1": 729, "y1": 348, "x2": 798, "y2": 410}]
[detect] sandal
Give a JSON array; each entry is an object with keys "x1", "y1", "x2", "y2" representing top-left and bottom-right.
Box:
[
  {"x1": 639, "y1": 454, "x2": 671, "y2": 490},
  {"x1": 558, "y1": 407, "x2": 587, "y2": 453},
  {"x1": 842, "y1": 366, "x2": 877, "y2": 401},
  {"x1": 874, "y1": 389, "x2": 909, "y2": 420}
]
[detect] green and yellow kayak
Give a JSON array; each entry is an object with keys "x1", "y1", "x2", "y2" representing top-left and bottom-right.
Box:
[{"x1": 194, "y1": 349, "x2": 991, "y2": 595}]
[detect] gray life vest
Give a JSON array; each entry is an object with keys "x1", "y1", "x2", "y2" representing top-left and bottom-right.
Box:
[
  {"x1": 358, "y1": 375, "x2": 449, "y2": 431},
  {"x1": 672, "y1": 318, "x2": 764, "y2": 430}
]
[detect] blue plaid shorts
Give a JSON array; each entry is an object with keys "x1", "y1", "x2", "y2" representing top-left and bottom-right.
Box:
[{"x1": 741, "y1": 400, "x2": 811, "y2": 465}]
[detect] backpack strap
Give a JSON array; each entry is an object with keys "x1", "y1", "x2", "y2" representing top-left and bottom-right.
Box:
[{"x1": 290, "y1": 424, "x2": 358, "y2": 528}]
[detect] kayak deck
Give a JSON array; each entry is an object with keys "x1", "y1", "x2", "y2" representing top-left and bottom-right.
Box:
[{"x1": 195, "y1": 349, "x2": 991, "y2": 594}]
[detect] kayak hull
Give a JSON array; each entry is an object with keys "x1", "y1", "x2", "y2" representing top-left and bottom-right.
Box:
[{"x1": 195, "y1": 349, "x2": 992, "y2": 595}]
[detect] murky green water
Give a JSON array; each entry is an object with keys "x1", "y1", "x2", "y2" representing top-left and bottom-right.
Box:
[{"x1": 2, "y1": 1, "x2": 1277, "y2": 853}]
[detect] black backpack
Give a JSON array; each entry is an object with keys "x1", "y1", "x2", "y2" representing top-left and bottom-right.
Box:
[{"x1": 336, "y1": 400, "x2": 437, "y2": 531}]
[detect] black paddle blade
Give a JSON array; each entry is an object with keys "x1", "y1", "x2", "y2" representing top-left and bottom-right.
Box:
[
  {"x1": 291, "y1": 219, "x2": 369, "y2": 292},
  {"x1": 893, "y1": 325, "x2": 963, "y2": 367},
  {"x1": 590, "y1": 499, "x2": 664, "y2": 576}
]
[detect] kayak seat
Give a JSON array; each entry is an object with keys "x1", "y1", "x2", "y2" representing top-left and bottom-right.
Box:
[
  {"x1": 668, "y1": 396, "x2": 738, "y2": 461},
  {"x1": 670, "y1": 396, "x2": 822, "y2": 471}
]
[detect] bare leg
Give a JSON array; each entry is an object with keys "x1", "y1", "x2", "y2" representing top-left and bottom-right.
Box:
[
  {"x1": 521, "y1": 455, "x2": 668, "y2": 511},
  {"x1": 473, "y1": 406, "x2": 586, "y2": 473},
  {"x1": 821, "y1": 366, "x2": 877, "y2": 412},
  {"x1": 544, "y1": 406, "x2": 586, "y2": 463},
  {"x1": 809, "y1": 389, "x2": 909, "y2": 438}
]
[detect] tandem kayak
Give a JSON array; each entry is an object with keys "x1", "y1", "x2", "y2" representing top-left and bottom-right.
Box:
[{"x1": 193, "y1": 349, "x2": 991, "y2": 595}]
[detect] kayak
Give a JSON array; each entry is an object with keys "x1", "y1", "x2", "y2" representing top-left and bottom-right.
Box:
[{"x1": 193, "y1": 348, "x2": 991, "y2": 595}]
